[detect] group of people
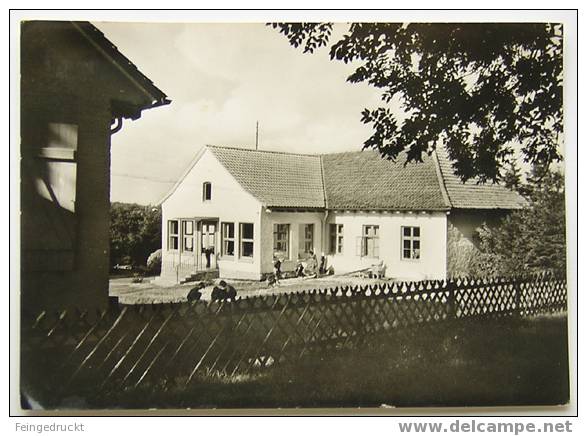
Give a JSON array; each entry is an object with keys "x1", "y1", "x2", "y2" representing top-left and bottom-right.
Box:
[
  {"x1": 187, "y1": 250, "x2": 329, "y2": 298},
  {"x1": 186, "y1": 279, "x2": 237, "y2": 302},
  {"x1": 269, "y1": 251, "x2": 326, "y2": 287}
]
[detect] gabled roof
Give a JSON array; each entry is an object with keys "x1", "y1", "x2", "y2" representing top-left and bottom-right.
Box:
[
  {"x1": 435, "y1": 148, "x2": 528, "y2": 210},
  {"x1": 322, "y1": 150, "x2": 449, "y2": 210},
  {"x1": 162, "y1": 145, "x2": 527, "y2": 211},
  {"x1": 208, "y1": 146, "x2": 325, "y2": 208}
]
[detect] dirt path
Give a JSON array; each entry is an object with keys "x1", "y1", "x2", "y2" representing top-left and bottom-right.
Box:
[{"x1": 109, "y1": 275, "x2": 391, "y2": 305}]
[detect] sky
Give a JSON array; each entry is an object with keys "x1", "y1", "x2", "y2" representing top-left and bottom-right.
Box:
[{"x1": 97, "y1": 22, "x2": 386, "y2": 205}]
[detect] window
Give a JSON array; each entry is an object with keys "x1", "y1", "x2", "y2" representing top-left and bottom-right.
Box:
[
  {"x1": 21, "y1": 123, "x2": 79, "y2": 272},
  {"x1": 239, "y1": 223, "x2": 254, "y2": 258},
  {"x1": 201, "y1": 221, "x2": 216, "y2": 252},
  {"x1": 202, "y1": 182, "x2": 212, "y2": 201},
  {"x1": 402, "y1": 226, "x2": 421, "y2": 260},
  {"x1": 34, "y1": 122, "x2": 79, "y2": 160},
  {"x1": 182, "y1": 220, "x2": 194, "y2": 252},
  {"x1": 47, "y1": 122, "x2": 78, "y2": 150},
  {"x1": 329, "y1": 224, "x2": 344, "y2": 254},
  {"x1": 273, "y1": 224, "x2": 290, "y2": 259},
  {"x1": 222, "y1": 222, "x2": 235, "y2": 256},
  {"x1": 357, "y1": 225, "x2": 379, "y2": 257},
  {"x1": 298, "y1": 224, "x2": 314, "y2": 258},
  {"x1": 168, "y1": 220, "x2": 179, "y2": 250}
]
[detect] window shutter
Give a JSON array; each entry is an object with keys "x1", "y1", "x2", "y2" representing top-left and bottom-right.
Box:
[
  {"x1": 356, "y1": 236, "x2": 363, "y2": 257},
  {"x1": 298, "y1": 224, "x2": 305, "y2": 254},
  {"x1": 374, "y1": 237, "x2": 380, "y2": 258}
]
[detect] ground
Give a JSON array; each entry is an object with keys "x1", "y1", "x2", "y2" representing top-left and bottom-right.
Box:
[
  {"x1": 89, "y1": 314, "x2": 569, "y2": 409},
  {"x1": 109, "y1": 274, "x2": 390, "y2": 304}
]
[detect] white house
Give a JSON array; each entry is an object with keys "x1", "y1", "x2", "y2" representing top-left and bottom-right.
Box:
[{"x1": 158, "y1": 145, "x2": 526, "y2": 283}]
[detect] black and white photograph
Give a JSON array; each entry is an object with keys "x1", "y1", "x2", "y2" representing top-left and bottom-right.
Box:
[{"x1": 12, "y1": 9, "x2": 576, "y2": 414}]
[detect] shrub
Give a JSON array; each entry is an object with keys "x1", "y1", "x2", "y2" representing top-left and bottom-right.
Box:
[{"x1": 146, "y1": 249, "x2": 162, "y2": 275}]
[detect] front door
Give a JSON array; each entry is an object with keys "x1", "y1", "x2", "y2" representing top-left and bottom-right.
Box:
[{"x1": 201, "y1": 221, "x2": 217, "y2": 269}]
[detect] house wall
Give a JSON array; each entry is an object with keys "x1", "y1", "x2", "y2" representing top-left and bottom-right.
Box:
[
  {"x1": 161, "y1": 148, "x2": 263, "y2": 281},
  {"x1": 260, "y1": 209, "x2": 325, "y2": 274},
  {"x1": 447, "y1": 209, "x2": 507, "y2": 278},
  {"x1": 20, "y1": 22, "x2": 159, "y2": 312},
  {"x1": 324, "y1": 211, "x2": 448, "y2": 281}
]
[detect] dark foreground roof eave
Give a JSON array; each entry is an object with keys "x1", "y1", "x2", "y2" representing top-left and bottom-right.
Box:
[{"x1": 77, "y1": 21, "x2": 170, "y2": 108}]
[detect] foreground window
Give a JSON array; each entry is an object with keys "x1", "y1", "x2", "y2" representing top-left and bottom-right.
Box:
[
  {"x1": 222, "y1": 222, "x2": 235, "y2": 256},
  {"x1": 168, "y1": 220, "x2": 179, "y2": 250},
  {"x1": 402, "y1": 226, "x2": 421, "y2": 260},
  {"x1": 357, "y1": 225, "x2": 379, "y2": 257},
  {"x1": 202, "y1": 182, "x2": 212, "y2": 201},
  {"x1": 329, "y1": 224, "x2": 344, "y2": 254},
  {"x1": 273, "y1": 224, "x2": 290, "y2": 259},
  {"x1": 182, "y1": 220, "x2": 194, "y2": 252},
  {"x1": 240, "y1": 223, "x2": 254, "y2": 258}
]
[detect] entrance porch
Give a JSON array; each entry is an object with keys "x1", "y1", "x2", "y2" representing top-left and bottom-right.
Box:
[{"x1": 159, "y1": 217, "x2": 220, "y2": 284}]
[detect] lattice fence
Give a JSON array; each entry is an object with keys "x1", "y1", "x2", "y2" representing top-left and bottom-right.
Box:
[{"x1": 21, "y1": 274, "x2": 566, "y2": 405}]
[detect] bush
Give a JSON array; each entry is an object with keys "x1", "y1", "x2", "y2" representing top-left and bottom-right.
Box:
[
  {"x1": 110, "y1": 202, "x2": 161, "y2": 269},
  {"x1": 146, "y1": 249, "x2": 162, "y2": 275},
  {"x1": 470, "y1": 168, "x2": 566, "y2": 278}
]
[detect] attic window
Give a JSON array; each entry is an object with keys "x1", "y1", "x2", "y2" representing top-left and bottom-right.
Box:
[{"x1": 202, "y1": 182, "x2": 212, "y2": 201}]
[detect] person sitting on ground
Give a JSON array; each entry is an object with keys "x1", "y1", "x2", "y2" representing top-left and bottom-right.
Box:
[
  {"x1": 211, "y1": 280, "x2": 237, "y2": 302},
  {"x1": 211, "y1": 284, "x2": 226, "y2": 302},
  {"x1": 187, "y1": 286, "x2": 203, "y2": 302},
  {"x1": 295, "y1": 262, "x2": 305, "y2": 277},
  {"x1": 221, "y1": 280, "x2": 237, "y2": 301},
  {"x1": 187, "y1": 280, "x2": 212, "y2": 302},
  {"x1": 305, "y1": 251, "x2": 318, "y2": 278}
]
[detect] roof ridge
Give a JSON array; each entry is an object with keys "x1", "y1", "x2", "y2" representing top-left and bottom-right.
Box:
[
  {"x1": 206, "y1": 144, "x2": 321, "y2": 158},
  {"x1": 319, "y1": 155, "x2": 328, "y2": 209},
  {"x1": 431, "y1": 149, "x2": 453, "y2": 208},
  {"x1": 206, "y1": 144, "x2": 384, "y2": 158}
]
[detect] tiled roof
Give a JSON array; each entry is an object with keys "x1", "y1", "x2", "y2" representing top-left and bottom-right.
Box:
[
  {"x1": 435, "y1": 148, "x2": 528, "y2": 210},
  {"x1": 322, "y1": 150, "x2": 450, "y2": 210},
  {"x1": 169, "y1": 145, "x2": 527, "y2": 211},
  {"x1": 208, "y1": 146, "x2": 325, "y2": 208}
]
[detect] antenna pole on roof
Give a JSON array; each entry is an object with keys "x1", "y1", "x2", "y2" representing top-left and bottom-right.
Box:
[{"x1": 255, "y1": 121, "x2": 259, "y2": 150}]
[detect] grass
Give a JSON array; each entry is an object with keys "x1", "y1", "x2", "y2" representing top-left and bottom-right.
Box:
[{"x1": 90, "y1": 314, "x2": 569, "y2": 410}]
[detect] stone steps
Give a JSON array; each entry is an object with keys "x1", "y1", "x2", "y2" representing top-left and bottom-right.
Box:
[
  {"x1": 179, "y1": 269, "x2": 219, "y2": 284},
  {"x1": 154, "y1": 269, "x2": 219, "y2": 286}
]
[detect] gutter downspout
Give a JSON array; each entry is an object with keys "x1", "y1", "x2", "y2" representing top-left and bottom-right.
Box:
[
  {"x1": 110, "y1": 117, "x2": 123, "y2": 134},
  {"x1": 319, "y1": 155, "x2": 329, "y2": 258}
]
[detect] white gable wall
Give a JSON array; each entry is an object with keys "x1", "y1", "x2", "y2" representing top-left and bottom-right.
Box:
[
  {"x1": 161, "y1": 148, "x2": 263, "y2": 280},
  {"x1": 325, "y1": 211, "x2": 448, "y2": 281}
]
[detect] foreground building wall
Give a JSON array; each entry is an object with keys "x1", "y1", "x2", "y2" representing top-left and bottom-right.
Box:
[{"x1": 20, "y1": 21, "x2": 168, "y2": 312}]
